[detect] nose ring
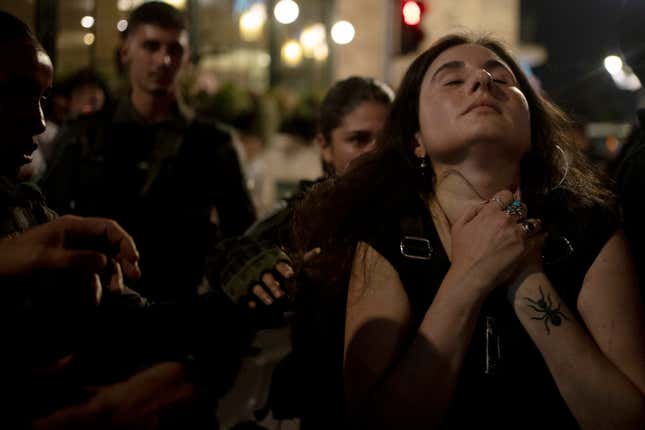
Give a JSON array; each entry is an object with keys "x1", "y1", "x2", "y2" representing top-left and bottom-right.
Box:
[{"x1": 480, "y1": 69, "x2": 493, "y2": 84}]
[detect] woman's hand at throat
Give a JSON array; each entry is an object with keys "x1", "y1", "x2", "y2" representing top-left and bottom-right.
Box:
[{"x1": 446, "y1": 189, "x2": 543, "y2": 300}]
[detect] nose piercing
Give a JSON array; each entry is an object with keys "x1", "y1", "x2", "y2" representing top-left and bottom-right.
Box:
[{"x1": 481, "y1": 69, "x2": 493, "y2": 84}]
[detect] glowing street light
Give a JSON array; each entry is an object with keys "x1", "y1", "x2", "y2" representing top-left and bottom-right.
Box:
[
  {"x1": 81, "y1": 16, "x2": 95, "y2": 29},
  {"x1": 274, "y1": 0, "x2": 299, "y2": 25},
  {"x1": 331, "y1": 20, "x2": 355, "y2": 45},
  {"x1": 240, "y1": 3, "x2": 267, "y2": 41},
  {"x1": 117, "y1": 19, "x2": 128, "y2": 32},
  {"x1": 604, "y1": 55, "x2": 641, "y2": 91},
  {"x1": 117, "y1": 0, "x2": 132, "y2": 11},
  {"x1": 281, "y1": 39, "x2": 303, "y2": 66},
  {"x1": 162, "y1": 0, "x2": 186, "y2": 9},
  {"x1": 604, "y1": 55, "x2": 623, "y2": 75},
  {"x1": 300, "y1": 23, "x2": 326, "y2": 57},
  {"x1": 83, "y1": 33, "x2": 95, "y2": 46},
  {"x1": 313, "y1": 42, "x2": 329, "y2": 62}
]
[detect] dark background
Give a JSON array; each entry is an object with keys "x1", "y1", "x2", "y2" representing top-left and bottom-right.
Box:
[{"x1": 521, "y1": 0, "x2": 639, "y2": 123}]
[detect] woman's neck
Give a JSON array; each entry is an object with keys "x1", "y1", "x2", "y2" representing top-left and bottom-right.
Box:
[{"x1": 431, "y1": 162, "x2": 520, "y2": 226}]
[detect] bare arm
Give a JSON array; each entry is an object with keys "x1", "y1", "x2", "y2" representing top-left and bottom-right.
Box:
[
  {"x1": 343, "y1": 190, "x2": 535, "y2": 428},
  {"x1": 510, "y1": 231, "x2": 645, "y2": 429},
  {"x1": 31, "y1": 361, "x2": 195, "y2": 430},
  {"x1": 344, "y1": 243, "x2": 486, "y2": 428}
]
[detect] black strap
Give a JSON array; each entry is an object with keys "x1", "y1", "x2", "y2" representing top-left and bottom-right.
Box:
[{"x1": 395, "y1": 197, "x2": 451, "y2": 325}]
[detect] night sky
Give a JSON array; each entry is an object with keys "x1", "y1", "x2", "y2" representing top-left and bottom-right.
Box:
[{"x1": 521, "y1": 0, "x2": 639, "y2": 123}]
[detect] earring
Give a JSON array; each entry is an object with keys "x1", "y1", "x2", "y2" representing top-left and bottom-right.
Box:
[
  {"x1": 551, "y1": 144, "x2": 569, "y2": 190},
  {"x1": 418, "y1": 156, "x2": 428, "y2": 176}
]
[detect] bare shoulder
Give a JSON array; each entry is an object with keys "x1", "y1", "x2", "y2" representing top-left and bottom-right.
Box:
[
  {"x1": 348, "y1": 241, "x2": 408, "y2": 307},
  {"x1": 344, "y1": 241, "x2": 414, "y2": 393}
]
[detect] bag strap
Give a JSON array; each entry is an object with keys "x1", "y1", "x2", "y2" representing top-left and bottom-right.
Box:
[{"x1": 395, "y1": 198, "x2": 451, "y2": 324}]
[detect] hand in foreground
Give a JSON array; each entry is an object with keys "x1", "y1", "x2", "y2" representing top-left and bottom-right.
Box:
[
  {"x1": 0, "y1": 215, "x2": 141, "y2": 303},
  {"x1": 31, "y1": 361, "x2": 195, "y2": 430},
  {"x1": 0, "y1": 215, "x2": 140, "y2": 279}
]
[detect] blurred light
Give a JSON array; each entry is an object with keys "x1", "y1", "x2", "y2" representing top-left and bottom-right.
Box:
[
  {"x1": 161, "y1": 0, "x2": 186, "y2": 9},
  {"x1": 239, "y1": 3, "x2": 267, "y2": 41},
  {"x1": 604, "y1": 55, "x2": 623, "y2": 75},
  {"x1": 610, "y1": 68, "x2": 642, "y2": 91},
  {"x1": 258, "y1": 52, "x2": 271, "y2": 68},
  {"x1": 274, "y1": 0, "x2": 299, "y2": 24},
  {"x1": 331, "y1": 20, "x2": 355, "y2": 45},
  {"x1": 81, "y1": 16, "x2": 95, "y2": 29},
  {"x1": 604, "y1": 55, "x2": 642, "y2": 91},
  {"x1": 605, "y1": 135, "x2": 620, "y2": 156},
  {"x1": 117, "y1": 19, "x2": 128, "y2": 32},
  {"x1": 402, "y1": 1, "x2": 421, "y2": 26},
  {"x1": 313, "y1": 42, "x2": 329, "y2": 62},
  {"x1": 83, "y1": 33, "x2": 95, "y2": 46},
  {"x1": 117, "y1": 0, "x2": 132, "y2": 11},
  {"x1": 117, "y1": 0, "x2": 145, "y2": 11},
  {"x1": 300, "y1": 23, "x2": 326, "y2": 56},
  {"x1": 281, "y1": 39, "x2": 303, "y2": 66}
]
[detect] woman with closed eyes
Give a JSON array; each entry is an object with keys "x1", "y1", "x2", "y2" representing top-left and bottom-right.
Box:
[{"x1": 289, "y1": 34, "x2": 645, "y2": 429}]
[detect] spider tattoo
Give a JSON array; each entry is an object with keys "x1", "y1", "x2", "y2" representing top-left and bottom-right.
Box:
[{"x1": 524, "y1": 285, "x2": 569, "y2": 335}]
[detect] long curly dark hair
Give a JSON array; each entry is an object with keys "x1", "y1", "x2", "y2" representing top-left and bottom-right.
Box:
[{"x1": 290, "y1": 33, "x2": 613, "y2": 288}]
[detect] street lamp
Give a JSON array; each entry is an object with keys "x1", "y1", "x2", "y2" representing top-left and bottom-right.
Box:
[
  {"x1": 117, "y1": 19, "x2": 128, "y2": 32},
  {"x1": 604, "y1": 55, "x2": 641, "y2": 91},
  {"x1": 240, "y1": 3, "x2": 267, "y2": 41},
  {"x1": 281, "y1": 39, "x2": 303, "y2": 66},
  {"x1": 274, "y1": 0, "x2": 299, "y2": 25},
  {"x1": 604, "y1": 55, "x2": 623, "y2": 75},
  {"x1": 331, "y1": 20, "x2": 355, "y2": 45},
  {"x1": 81, "y1": 16, "x2": 95, "y2": 29},
  {"x1": 300, "y1": 23, "x2": 326, "y2": 57}
]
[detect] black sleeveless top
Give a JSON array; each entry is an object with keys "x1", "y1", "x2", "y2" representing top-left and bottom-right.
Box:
[
  {"x1": 374, "y1": 190, "x2": 616, "y2": 428},
  {"x1": 294, "y1": 187, "x2": 617, "y2": 429}
]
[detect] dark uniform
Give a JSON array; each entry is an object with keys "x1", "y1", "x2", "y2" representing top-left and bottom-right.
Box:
[
  {"x1": 0, "y1": 176, "x2": 252, "y2": 429},
  {"x1": 42, "y1": 98, "x2": 256, "y2": 301}
]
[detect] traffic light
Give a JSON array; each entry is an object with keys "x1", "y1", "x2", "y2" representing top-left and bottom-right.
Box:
[{"x1": 399, "y1": 1, "x2": 425, "y2": 55}]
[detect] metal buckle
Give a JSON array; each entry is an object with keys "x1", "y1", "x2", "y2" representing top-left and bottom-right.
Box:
[{"x1": 400, "y1": 236, "x2": 433, "y2": 260}]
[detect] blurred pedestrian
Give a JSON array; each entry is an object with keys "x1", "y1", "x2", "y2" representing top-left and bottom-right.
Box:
[
  {"x1": 41, "y1": 1, "x2": 256, "y2": 302},
  {"x1": 0, "y1": 10, "x2": 252, "y2": 429}
]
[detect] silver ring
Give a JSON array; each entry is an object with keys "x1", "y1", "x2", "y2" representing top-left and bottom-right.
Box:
[
  {"x1": 504, "y1": 200, "x2": 527, "y2": 218},
  {"x1": 520, "y1": 220, "x2": 536, "y2": 235}
]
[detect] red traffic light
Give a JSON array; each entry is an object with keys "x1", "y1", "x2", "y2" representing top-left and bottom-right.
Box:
[{"x1": 403, "y1": 1, "x2": 422, "y2": 26}]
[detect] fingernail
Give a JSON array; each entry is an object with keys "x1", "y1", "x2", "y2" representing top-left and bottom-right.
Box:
[
  {"x1": 273, "y1": 282, "x2": 284, "y2": 297},
  {"x1": 264, "y1": 297, "x2": 273, "y2": 305}
]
